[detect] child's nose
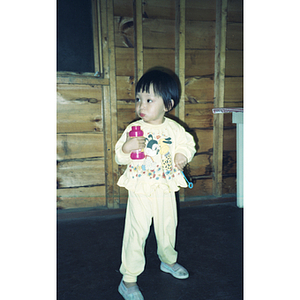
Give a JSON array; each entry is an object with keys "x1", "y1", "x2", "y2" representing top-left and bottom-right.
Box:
[{"x1": 139, "y1": 101, "x2": 146, "y2": 110}]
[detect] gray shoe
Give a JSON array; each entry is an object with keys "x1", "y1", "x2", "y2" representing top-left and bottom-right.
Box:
[
  {"x1": 118, "y1": 280, "x2": 144, "y2": 300},
  {"x1": 160, "y1": 262, "x2": 189, "y2": 279}
]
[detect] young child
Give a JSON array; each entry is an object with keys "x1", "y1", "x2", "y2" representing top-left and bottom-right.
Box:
[{"x1": 115, "y1": 70, "x2": 196, "y2": 300}]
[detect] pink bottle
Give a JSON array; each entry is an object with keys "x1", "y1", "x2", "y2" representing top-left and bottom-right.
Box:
[{"x1": 129, "y1": 126, "x2": 145, "y2": 160}]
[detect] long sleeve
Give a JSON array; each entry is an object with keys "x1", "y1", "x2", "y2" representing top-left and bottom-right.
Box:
[
  {"x1": 174, "y1": 126, "x2": 196, "y2": 163},
  {"x1": 114, "y1": 118, "x2": 196, "y2": 194}
]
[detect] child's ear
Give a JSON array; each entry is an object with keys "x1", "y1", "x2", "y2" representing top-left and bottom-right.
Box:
[
  {"x1": 165, "y1": 99, "x2": 174, "y2": 112},
  {"x1": 170, "y1": 99, "x2": 174, "y2": 108}
]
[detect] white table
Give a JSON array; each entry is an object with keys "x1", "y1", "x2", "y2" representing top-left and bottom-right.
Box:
[{"x1": 212, "y1": 108, "x2": 244, "y2": 208}]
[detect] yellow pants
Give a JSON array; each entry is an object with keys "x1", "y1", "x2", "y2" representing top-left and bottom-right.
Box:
[{"x1": 120, "y1": 188, "x2": 178, "y2": 282}]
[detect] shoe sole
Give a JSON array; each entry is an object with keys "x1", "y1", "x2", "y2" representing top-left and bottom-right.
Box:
[{"x1": 160, "y1": 263, "x2": 189, "y2": 279}]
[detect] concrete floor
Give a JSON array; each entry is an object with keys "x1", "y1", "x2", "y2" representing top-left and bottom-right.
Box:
[{"x1": 57, "y1": 201, "x2": 243, "y2": 300}]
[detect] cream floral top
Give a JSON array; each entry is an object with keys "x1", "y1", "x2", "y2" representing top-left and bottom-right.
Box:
[{"x1": 115, "y1": 117, "x2": 196, "y2": 194}]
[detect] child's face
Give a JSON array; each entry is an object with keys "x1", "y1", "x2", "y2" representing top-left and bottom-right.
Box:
[{"x1": 135, "y1": 84, "x2": 168, "y2": 125}]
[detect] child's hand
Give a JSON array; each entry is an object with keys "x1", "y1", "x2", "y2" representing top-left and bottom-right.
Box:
[
  {"x1": 122, "y1": 132, "x2": 145, "y2": 154},
  {"x1": 174, "y1": 153, "x2": 188, "y2": 171}
]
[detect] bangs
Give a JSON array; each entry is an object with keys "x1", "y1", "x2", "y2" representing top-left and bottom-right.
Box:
[{"x1": 135, "y1": 80, "x2": 163, "y2": 98}]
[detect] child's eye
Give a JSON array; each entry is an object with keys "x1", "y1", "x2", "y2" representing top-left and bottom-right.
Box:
[
  {"x1": 147, "y1": 99, "x2": 153, "y2": 103},
  {"x1": 135, "y1": 98, "x2": 140, "y2": 102}
]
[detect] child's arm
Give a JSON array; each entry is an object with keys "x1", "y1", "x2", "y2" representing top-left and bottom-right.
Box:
[
  {"x1": 122, "y1": 132, "x2": 145, "y2": 154},
  {"x1": 174, "y1": 127, "x2": 196, "y2": 170},
  {"x1": 115, "y1": 129, "x2": 145, "y2": 165},
  {"x1": 174, "y1": 153, "x2": 188, "y2": 171}
]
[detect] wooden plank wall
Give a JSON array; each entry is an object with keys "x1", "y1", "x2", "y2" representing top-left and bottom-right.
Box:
[
  {"x1": 57, "y1": 84, "x2": 107, "y2": 208},
  {"x1": 56, "y1": 0, "x2": 243, "y2": 209},
  {"x1": 114, "y1": 0, "x2": 243, "y2": 203}
]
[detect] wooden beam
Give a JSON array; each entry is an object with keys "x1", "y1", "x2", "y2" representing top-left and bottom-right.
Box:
[
  {"x1": 91, "y1": 0, "x2": 104, "y2": 76},
  {"x1": 101, "y1": 0, "x2": 119, "y2": 208},
  {"x1": 57, "y1": 72, "x2": 109, "y2": 85},
  {"x1": 212, "y1": 0, "x2": 228, "y2": 196},
  {"x1": 107, "y1": 0, "x2": 119, "y2": 208},
  {"x1": 175, "y1": 0, "x2": 185, "y2": 202},
  {"x1": 96, "y1": 0, "x2": 104, "y2": 75},
  {"x1": 92, "y1": 0, "x2": 100, "y2": 73},
  {"x1": 133, "y1": 0, "x2": 144, "y2": 82},
  {"x1": 175, "y1": 0, "x2": 185, "y2": 122},
  {"x1": 101, "y1": 0, "x2": 109, "y2": 78}
]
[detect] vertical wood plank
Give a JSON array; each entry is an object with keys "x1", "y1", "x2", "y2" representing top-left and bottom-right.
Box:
[
  {"x1": 212, "y1": 0, "x2": 228, "y2": 196},
  {"x1": 175, "y1": 0, "x2": 186, "y2": 202},
  {"x1": 101, "y1": 0, "x2": 119, "y2": 208},
  {"x1": 133, "y1": 0, "x2": 144, "y2": 82},
  {"x1": 96, "y1": 0, "x2": 104, "y2": 75},
  {"x1": 92, "y1": 0, "x2": 104, "y2": 75},
  {"x1": 175, "y1": 0, "x2": 185, "y2": 122},
  {"x1": 92, "y1": 0, "x2": 100, "y2": 73},
  {"x1": 101, "y1": 0, "x2": 111, "y2": 208},
  {"x1": 107, "y1": 0, "x2": 119, "y2": 208},
  {"x1": 101, "y1": 0, "x2": 109, "y2": 79}
]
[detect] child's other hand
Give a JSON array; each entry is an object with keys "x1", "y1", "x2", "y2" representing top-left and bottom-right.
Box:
[
  {"x1": 122, "y1": 132, "x2": 145, "y2": 154},
  {"x1": 174, "y1": 153, "x2": 188, "y2": 171}
]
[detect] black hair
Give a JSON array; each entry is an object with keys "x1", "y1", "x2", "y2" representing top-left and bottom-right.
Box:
[{"x1": 135, "y1": 69, "x2": 180, "y2": 112}]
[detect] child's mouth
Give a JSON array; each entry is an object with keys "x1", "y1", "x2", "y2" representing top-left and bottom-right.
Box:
[{"x1": 139, "y1": 113, "x2": 145, "y2": 117}]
